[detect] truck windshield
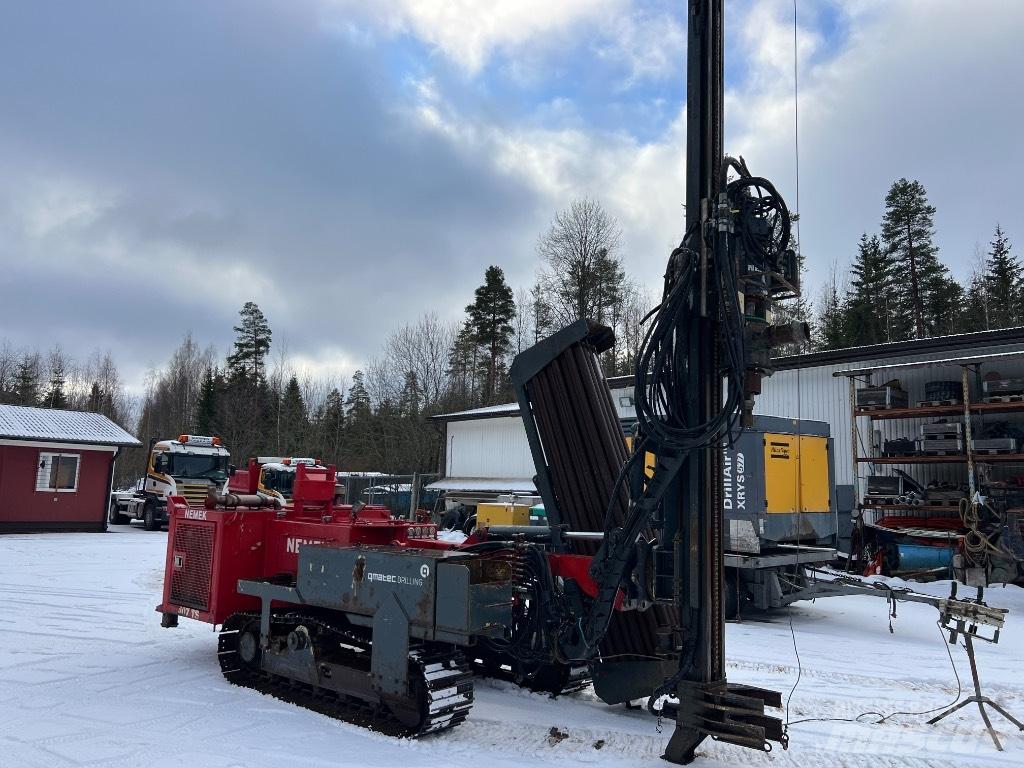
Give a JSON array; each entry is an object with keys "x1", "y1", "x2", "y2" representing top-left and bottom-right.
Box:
[
  {"x1": 168, "y1": 454, "x2": 228, "y2": 480},
  {"x1": 263, "y1": 468, "x2": 296, "y2": 498}
]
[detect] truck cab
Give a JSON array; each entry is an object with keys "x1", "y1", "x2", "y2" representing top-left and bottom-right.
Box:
[{"x1": 109, "y1": 434, "x2": 231, "y2": 530}]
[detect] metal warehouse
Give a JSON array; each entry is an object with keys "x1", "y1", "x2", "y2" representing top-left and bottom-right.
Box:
[
  {"x1": 430, "y1": 327, "x2": 1024, "y2": 506},
  {"x1": 0, "y1": 404, "x2": 140, "y2": 532}
]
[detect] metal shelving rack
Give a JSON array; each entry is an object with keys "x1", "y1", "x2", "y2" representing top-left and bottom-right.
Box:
[{"x1": 835, "y1": 351, "x2": 1024, "y2": 573}]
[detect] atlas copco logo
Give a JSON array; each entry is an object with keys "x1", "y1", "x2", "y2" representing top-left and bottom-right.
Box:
[{"x1": 286, "y1": 537, "x2": 327, "y2": 554}]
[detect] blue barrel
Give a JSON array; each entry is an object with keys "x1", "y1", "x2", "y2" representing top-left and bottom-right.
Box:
[{"x1": 897, "y1": 543, "x2": 953, "y2": 571}]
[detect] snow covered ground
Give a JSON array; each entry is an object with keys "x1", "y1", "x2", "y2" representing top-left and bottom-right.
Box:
[{"x1": 1, "y1": 528, "x2": 1022, "y2": 768}]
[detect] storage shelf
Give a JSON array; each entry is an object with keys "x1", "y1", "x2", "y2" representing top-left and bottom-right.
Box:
[
  {"x1": 855, "y1": 399, "x2": 1024, "y2": 421},
  {"x1": 858, "y1": 455, "x2": 967, "y2": 464},
  {"x1": 861, "y1": 504, "x2": 962, "y2": 512},
  {"x1": 858, "y1": 453, "x2": 1024, "y2": 464}
]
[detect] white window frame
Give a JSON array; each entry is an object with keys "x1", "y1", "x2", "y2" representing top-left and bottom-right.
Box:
[{"x1": 36, "y1": 452, "x2": 81, "y2": 493}]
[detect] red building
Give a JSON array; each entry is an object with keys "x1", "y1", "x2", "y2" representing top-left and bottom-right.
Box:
[{"x1": 0, "y1": 404, "x2": 140, "y2": 532}]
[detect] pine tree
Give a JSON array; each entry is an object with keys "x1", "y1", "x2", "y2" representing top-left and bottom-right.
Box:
[
  {"x1": 844, "y1": 234, "x2": 893, "y2": 346},
  {"x1": 880, "y1": 179, "x2": 947, "y2": 339},
  {"x1": 465, "y1": 266, "x2": 515, "y2": 403},
  {"x1": 226, "y1": 301, "x2": 272, "y2": 381},
  {"x1": 983, "y1": 224, "x2": 1020, "y2": 329},
  {"x1": 195, "y1": 367, "x2": 220, "y2": 435}
]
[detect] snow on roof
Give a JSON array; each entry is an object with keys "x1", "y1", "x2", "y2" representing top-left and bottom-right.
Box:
[
  {"x1": 431, "y1": 403, "x2": 521, "y2": 421},
  {"x1": 0, "y1": 404, "x2": 140, "y2": 446},
  {"x1": 426, "y1": 477, "x2": 537, "y2": 493}
]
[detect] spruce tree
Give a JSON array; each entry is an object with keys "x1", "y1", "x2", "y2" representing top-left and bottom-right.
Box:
[
  {"x1": 445, "y1": 322, "x2": 479, "y2": 407},
  {"x1": 43, "y1": 358, "x2": 68, "y2": 409},
  {"x1": 226, "y1": 301, "x2": 272, "y2": 381},
  {"x1": 398, "y1": 371, "x2": 421, "y2": 418},
  {"x1": 880, "y1": 179, "x2": 947, "y2": 339},
  {"x1": 195, "y1": 367, "x2": 220, "y2": 436},
  {"x1": 279, "y1": 375, "x2": 308, "y2": 454},
  {"x1": 844, "y1": 234, "x2": 893, "y2": 346},
  {"x1": 962, "y1": 266, "x2": 990, "y2": 332},
  {"x1": 983, "y1": 224, "x2": 1020, "y2": 329},
  {"x1": 930, "y1": 276, "x2": 966, "y2": 337},
  {"x1": 465, "y1": 266, "x2": 515, "y2": 403},
  {"x1": 345, "y1": 370, "x2": 371, "y2": 422},
  {"x1": 816, "y1": 279, "x2": 847, "y2": 350},
  {"x1": 318, "y1": 387, "x2": 344, "y2": 464},
  {"x1": 87, "y1": 382, "x2": 104, "y2": 412},
  {"x1": 13, "y1": 355, "x2": 39, "y2": 407}
]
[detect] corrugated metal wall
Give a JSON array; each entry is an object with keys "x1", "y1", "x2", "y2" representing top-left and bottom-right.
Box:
[
  {"x1": 753, "y1": 343, "x2": 1024, "y2": 494},
  {"x1": 446, "y1": 341, "x2": 1024, "y2": 516},
  {"x1": 445, "y1": 417, "x2": 535, "y2": 480}
]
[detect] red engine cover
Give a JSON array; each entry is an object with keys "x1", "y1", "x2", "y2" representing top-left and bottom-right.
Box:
[{"x1": 158, "y1": 497, "x2": 447, "y2": 625}]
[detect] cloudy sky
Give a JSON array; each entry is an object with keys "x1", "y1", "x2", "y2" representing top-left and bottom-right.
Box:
[{"x1": 1, "y1": 0, "x2": 1021, "y2": 391}]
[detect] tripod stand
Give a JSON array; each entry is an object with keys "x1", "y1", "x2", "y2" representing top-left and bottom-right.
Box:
[{"x1": 927, "y1": 584, "x2": 1022, "y2": 751}]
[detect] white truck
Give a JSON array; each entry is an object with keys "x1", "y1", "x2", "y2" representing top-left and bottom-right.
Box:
[{"x1": 108, "y1": 434, "x2": 232, "y2": 530}]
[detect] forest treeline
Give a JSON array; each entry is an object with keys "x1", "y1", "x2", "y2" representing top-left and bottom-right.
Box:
[
  {"x1": 813, "y1": 178, "x2": 1018, "y2": 347},
  {"x1": 1, "y1": 181, "x2": 1016, "y2": 484}
]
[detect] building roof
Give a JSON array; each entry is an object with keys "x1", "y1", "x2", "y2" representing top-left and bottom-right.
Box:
[
  {"x1": 430, "y1": 403, "x2": 522, "y2": 422},
  {"x1": 771, "y1": 325, "x2": 1024, "y2": 371},
  {"x1": 426, "y1": 477, "x2": 537, "y2": 493},
  {"x1": 0, "y1": 405, "x2": 140, "y2": 447}
]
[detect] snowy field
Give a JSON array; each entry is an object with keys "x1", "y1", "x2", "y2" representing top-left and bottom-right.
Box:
[{"x1": 1, "y1": 528, "x2": 1023, "y2": 768}]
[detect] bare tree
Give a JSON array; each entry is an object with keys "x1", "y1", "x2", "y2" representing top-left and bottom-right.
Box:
[
  {"x1": 0, "y1": 341, "x2": 19, "y2": 401},
  {"x1": 614, "y1": 282, "x2": 654, "y2": 375},
  {"x1": 385, "y1": 313, "x2": 457, "y2": 410},
  {"x1": 535, "y1": 198, "x2": 625, "y2": 327},
  {"x1": 512, "y1": 287, "x2": 533, "y2": 355}
]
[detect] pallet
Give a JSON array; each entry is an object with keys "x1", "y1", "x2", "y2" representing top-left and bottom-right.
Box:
[
  {"x1": 859, "y1": 404, "x2": 899, "y2": 412},
  {"x1": 917, "y1": 399, "x2": 962, "y2": 407},
  {"x1": 974, "y1": 448, "x2": 1019, "y2": 455},
  {"x1": 920, "y1": 433, "x2": 960, "y2": 441},
  {"x1": 863, "y1": 496, "x2": 901, "y2": 506},
  {"x1": 983, "y1": 394, "x2": 1024, "y2": 403},
  {"x1": 920, "y1": 450, "x2": 965, "y2": 457},
  {"x1": 882, "y1": 453, "x2": 921, "y2": 458}
]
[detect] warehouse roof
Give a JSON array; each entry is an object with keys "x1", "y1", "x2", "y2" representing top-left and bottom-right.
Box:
[
  {"x1": 0, "y1": 405, "x2": 140, "y2": 447},
  {"x1": 431, "y1": 403, "x2": 521, "y2": 422},
  {"x1": 426, "y1": 477, "x2": 537, "y2": 493},
  {"x1": 772, "y1": 325, "x2": 1024, "y2": 371}
]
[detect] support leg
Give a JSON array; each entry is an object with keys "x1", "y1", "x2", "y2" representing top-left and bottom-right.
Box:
[
  {"x1": 927, "y1": 697, "x2": 973, "y2": 725},
  {"x1": 927, "y1": 635, "x2": 1024, "y2": 752},
  {"x1": 986, "y1": 701, "x2": 1024, "y2": 731}
]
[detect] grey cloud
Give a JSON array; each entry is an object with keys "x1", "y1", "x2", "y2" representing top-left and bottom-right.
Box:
[{"x1": 0, "y1": 1, "x2": 540, "y2": 385}]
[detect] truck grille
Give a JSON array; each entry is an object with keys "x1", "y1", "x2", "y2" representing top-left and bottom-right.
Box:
[
  {"x1": 179, "y1": 483, "x2": 210, "y2": 506},
  {"x1": 170, "y1": 521, "x2": 214, "y2": 611}
]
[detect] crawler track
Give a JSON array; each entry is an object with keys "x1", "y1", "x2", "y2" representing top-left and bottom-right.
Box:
[{"x1": 218, "y1": 612, "x2": 473, "y2": 737}]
